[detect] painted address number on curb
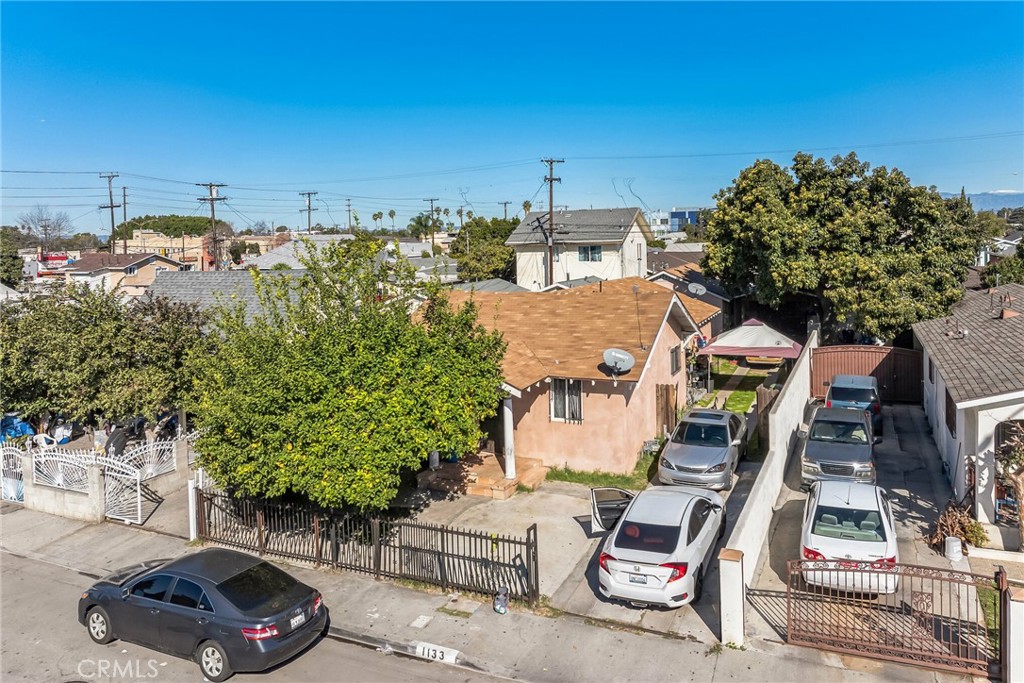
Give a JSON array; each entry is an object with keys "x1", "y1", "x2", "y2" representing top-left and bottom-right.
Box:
[{"x1": 414, "y1": 641, "x2": 460, "y2": 664}]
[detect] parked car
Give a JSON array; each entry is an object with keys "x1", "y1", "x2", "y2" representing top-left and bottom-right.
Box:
[
  {"x1": 78, "y1": 548, "x2": 327, "y2": 682},
  {"x1": 825, "y1": 374, "x2": 882, "y2": 436},
  {"x1": 590, "y1": 486, "x2": 726, "y2": 608},
  {"x1": 800, "y1": 407, "x2": 876, "y2": 488},
  {"x1": 800, "y1": 481, "x2": 900, "y2": 594},
  {"x1": 658, "y1": 409, "x2": 747, "y2": 490}
]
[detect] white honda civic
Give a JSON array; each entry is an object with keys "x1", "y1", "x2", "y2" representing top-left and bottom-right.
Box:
[
  {"x1": 591, "y1": 486, "x2": 726, "y2": 608},
  {"x1": 799, "y1": 480, "x2": 901, "y2": 594}
]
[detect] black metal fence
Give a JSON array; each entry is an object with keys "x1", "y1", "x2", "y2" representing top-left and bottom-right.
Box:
[{"x1": 196, "y1": 488, "x2": 540, "y2": 606}]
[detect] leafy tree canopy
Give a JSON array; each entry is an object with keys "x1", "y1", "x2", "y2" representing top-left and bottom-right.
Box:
[
  {"x1": 0, "y1": 231, "x2": 23, "y2": 288},
  {"x1": 187, "y1": 236, "x2": 507, "y2": 510},
  {"x1": 448, "y1": 216, "x2": 517, "y2": 282},
  {"x1": 983, "y1": 250, "x2": 1024, "y2": 288},
  {"x1": 701, "y1": 153, "x2": 989, "y2": 341},
  {"x1": 0, "y1": 284, "x2": 209, "y2": 424},
  {"x1": 113, "y1": 214, "x2": 233, "y2": 240}
]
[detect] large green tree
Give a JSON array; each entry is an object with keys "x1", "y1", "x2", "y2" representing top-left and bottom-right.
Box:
[
  {"x1": 187, "y1": 237, "x2": 506, "y2": 510},
  {"x1": 448, "y1": 216, "x2": 517, "y2": 282},
  {"x1": 113, "y1": 214, "x2": 232, "y2": 240},
  {"x1": 701, "y1": 153, "x2": 988, "y2": 341},
  {"x1": 0, "y1": 284, "x2": 209, "y2": 424},
  {"x1": 0, "y1": 231, "x2": 23, "y2": 287}
]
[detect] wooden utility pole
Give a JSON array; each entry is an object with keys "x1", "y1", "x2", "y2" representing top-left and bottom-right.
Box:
[
  {"x1": 121, "y1": 187, "x2": 128, "y2": 228},
  {"x1": 99, "y1": 172, "x2": 121, "y2": 253},
  {"x1": 300, "y1": 191, "x2": 318, "y2": 234},
  {"x1": 423, "y1": 198, "x2": 439, "y2": 252},
  {"x1": 541, "y1": 159, "x2": 563, "y2": 287},
  {"x1": 346, "y1": 199, "x2": 353, "y2": 234},
  {"x1": 499, "y1": 201, "x2": 511, "y2": 221},
  {"x1": 196, "y1": 182, "x2": 227, "y2": 270}
]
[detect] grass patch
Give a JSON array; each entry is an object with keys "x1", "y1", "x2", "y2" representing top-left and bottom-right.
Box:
[
  {"x1": 705, "y1": 643, "x2": 723, "y2": 657},
  {"x1": 723, "y1": 374, "x2": 768, "y2": 414},
  {"x1": 696, "y1": 391, "x2": 719, "y2": 408},
  {"x1": 977, "y1": 584, "x2": 1001, "y2": 652},
  {"x1": 516, "y1": 483, "x2": 533, "y2": 493},
  {"x1": 436, "y1": 605, "x2": 474, "y2": 619},
  {"x1": 546, "y1": 451, "x2": 658, "y2": 490},
  {"x1": 712, "y1": 358, "x2": 738, "y2": 376}
]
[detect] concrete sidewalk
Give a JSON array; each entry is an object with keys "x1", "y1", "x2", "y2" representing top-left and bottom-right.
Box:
[{"x1": 1, "y1": 504, "x2": 952, "y2": 682}]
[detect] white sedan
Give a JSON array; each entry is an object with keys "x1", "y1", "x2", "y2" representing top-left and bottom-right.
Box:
[
  {"x1": 800, "y1": 481, "x2": 900, "y2": 594},
  {"x1": 591, "y1": 486, "x2": 726, "y2": 608}
]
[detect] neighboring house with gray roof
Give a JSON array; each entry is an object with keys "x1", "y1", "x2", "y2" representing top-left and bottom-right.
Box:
[
  {"x1": 912, "y1": 283, "x2": 1024, "y2": 528},
  {"x1": 247, "y1": 234, "x2": 356, "y2": 270},
  {"x1": 505, "y1": 208, "x2": 653, "y2": 291},
  {"x1": 147, "y1": 269, "x2": 303, "y2": 321},
  {"x1": 452, "y1": 278, "x2": 528, "y2": 293}
]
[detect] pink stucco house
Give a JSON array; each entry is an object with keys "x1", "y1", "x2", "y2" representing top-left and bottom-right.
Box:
[{"x1": 447, "y1": 277, "x2": 720, "y2": 475}]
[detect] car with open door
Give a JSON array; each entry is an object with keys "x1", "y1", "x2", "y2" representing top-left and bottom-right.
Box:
[
  {"x1": 591, "y1": 486, "x2": 726, "y2": 608},
  {"x1": 78, "y1": 548, "x2": 327, "y2": 681}
]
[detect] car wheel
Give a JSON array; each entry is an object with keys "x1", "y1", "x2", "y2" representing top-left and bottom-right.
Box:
[
  {"x1": 196, "y1": 640, "x2": 233, "y2": 682},
  {"x1": 86, "y1": 607, "x2": 115, "y2": 645},
  {"x1": 692, "y1": 568, "x2": 703, "y2": 603}
]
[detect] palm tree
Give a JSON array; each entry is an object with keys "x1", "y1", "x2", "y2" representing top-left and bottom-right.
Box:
[
  {"x1": 388, "y1": 209, "x2": 396, "y2": 230},
  {"x1": 442, "y1": 208, "x2": 451, "y2": 231},
  {"x1": 372, "y1": 211, "x2": 383, "y2": 230},
  {"x1": 522, "y1": 200, "x2": 532, "y2": 216},
  {"x1": 456, "y1": 207, "x2": 464, "y2": 230}
]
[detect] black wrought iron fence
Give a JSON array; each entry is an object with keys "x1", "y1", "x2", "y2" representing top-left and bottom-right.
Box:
[{"x1": 196, "y1": 488, "x2": 540, "y2": 606}]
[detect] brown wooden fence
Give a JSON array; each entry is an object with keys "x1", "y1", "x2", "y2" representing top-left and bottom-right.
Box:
[
  {"x1": 195, "y1": 488, "x2": 540, "y2": 605},
  {"x1": 810, "y1": 345, "x2": 922, "y2": 403}
]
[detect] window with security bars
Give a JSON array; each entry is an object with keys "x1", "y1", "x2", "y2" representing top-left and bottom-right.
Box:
[{"x1": 551, "y1": 378, "x2": 582, "y2": 422}]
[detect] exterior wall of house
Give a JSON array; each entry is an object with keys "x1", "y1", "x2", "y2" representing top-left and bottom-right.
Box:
[
  {"x1": 922, "y1": 346, "x2": 967, "y2": 502},
  {"x1": 514, "y1": 223, "x2": 648, "y2": 291},
  {"x1": 66, "y1": 259, "x2": 182, "y2": 296},
  {"x1": 515, "y1": 246, "x2": 549, "y2": 291},
  {"x1": 621, "y1": 224, "x2": 647, "y2": 279},
  {"x1": 510, "y1": 311, "x2": 692, "y2": 473},
  {"x1": 970, "y1": 398, "x2": 1024, "y2": 525}
]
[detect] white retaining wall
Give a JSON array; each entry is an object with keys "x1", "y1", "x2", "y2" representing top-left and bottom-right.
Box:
[{"x1": 725, "y1": 330, "x2": 819, "y2": 586}]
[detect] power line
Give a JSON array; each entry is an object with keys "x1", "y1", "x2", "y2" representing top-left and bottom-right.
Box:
[
  {"x1": 299, "y1": 191, "x2": 318, "y2": 233},
  {"x1": 196, "y1": 182, "x2": 227, "y2": 270},
  {"x1": 99, "y1": 172, "x2": 122, "y2": 253}
]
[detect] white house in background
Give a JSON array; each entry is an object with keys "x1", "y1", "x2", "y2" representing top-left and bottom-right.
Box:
[
  {"x1": 63, "y1": 252, "x2": 187, "y2": 296},
  {"x1": 505, "y1": 208, "x2": 653, "y2": 291},
  {"x1": 912, "y1": 284, "x2": 1024, "y2": 530}
]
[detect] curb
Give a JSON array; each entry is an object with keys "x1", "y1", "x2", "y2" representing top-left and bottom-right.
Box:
[{"x1": 324, "y1": 624, "x2": 488, "y2": 675}]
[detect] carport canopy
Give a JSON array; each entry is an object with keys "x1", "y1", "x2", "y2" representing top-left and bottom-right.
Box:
[{"x1": 696, "y1": 318, "x2": 802, "y2": 359}]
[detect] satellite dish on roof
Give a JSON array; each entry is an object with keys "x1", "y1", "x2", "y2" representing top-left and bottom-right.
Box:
[
  {"x1": 603, "y1": 348, "x2": 636, "y2": 375},
  {"x1": 687, "y1": 282, "x2": 707, "y2": 296}
]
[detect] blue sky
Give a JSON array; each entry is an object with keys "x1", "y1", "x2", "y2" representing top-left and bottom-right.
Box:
[{"x1": 2, "y1": 1, "x2": 1022, "y2": 236}]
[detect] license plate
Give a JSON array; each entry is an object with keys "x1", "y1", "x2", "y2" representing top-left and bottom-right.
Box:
[
  {"x1": 290, "y1": 612, "x2": 306, "y2": 629},
  {"x1": 628, "y1": 573, "x2": 648, "y2": 585},
  {"x1": 839, "y1": 561, "x2": 858, "y2": 569}
]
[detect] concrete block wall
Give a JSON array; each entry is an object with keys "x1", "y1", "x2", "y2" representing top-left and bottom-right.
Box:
[
  {"x1": 724, "y1": 330, "x2": 819, "y2": 586},
  {"x1": 20, "y1": 454, "x2": 104, "y2": 523}
]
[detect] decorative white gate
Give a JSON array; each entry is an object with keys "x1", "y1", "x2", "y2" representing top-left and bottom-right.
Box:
[
  {"x1": 96, "y1": 456, "x2": 143, "y2": 524},
  {"x1": 32, "y1": 450, "x2": 91, "y2": 492},
  {"x1": 2, "y1": 447, "x2": 24, "y2": 502},
  {"x1": 121, "y1": 441, "x2": 176, "y2": 480}
]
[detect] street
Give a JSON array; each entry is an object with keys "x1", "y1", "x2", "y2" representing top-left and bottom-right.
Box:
[{"x1": 0, "y1": 550, "x2": 498, "y2": 683}]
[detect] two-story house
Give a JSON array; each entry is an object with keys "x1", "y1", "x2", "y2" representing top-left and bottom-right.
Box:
[{"x1": 505, "y1": 208, "x2": 654, "y2": 291}]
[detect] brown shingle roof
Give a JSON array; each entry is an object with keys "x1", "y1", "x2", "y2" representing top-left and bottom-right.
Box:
[
  {"x1": 446, "y1": 276, "x2": 697, "y2": 389},
  {"x1": 912, "y1": 284, "x2": 1024, "y2": 404},
  {"x1": 67, "y1": 252, "x2": 160, "y2": 273}
]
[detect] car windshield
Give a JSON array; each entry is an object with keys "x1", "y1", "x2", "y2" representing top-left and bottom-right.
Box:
[
  {"x1": 812, "y1": 504, "x2": 886, "y2": 542},
  {"x1": 216, "y1": 562, "x2": 307, "y2": 618},
  {"x1": 830, "y1": 387, "x2": 876, "y2": 403},
  {"x1": 102, "y1": 559, "x2": 169, "y2": 586},
  {"x1": 809, "y1": 420, "x2": 868, "y2": 444},
  {"x1": 672, "y1": 422, "x2": 728, "y2": 447},
  {"x1": 614, "y1": 522, "x2": 681, "y2": 552}
]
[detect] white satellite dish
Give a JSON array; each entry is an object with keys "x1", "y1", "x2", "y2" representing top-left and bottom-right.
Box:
[
  {"x1": 603, "y1": 348, "x2": 636, "y2": 375},
  {"x1": 687, "y1": 282, "x2": 707, "y2": 296}
]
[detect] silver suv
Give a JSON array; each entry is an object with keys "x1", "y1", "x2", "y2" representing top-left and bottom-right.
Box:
[{"x1": 800, "y1": 407, "x2": 876, "y2": 488}]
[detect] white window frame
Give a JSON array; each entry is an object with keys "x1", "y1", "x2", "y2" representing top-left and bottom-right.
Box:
[
  {"x1": 550, "y1": 378, "x2": 583, "y2": 422},
  {"x1": 670, "y1": 345, "x2": 681, "y2": 375},
  {"x1": 578, "y1": 246, "x2": 602, "y2": 262},
  {"x1": 126, "y1": 266, "x2": 138, "y2": 276}
]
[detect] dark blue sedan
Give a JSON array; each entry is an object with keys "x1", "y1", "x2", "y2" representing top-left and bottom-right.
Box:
[{"x1": 78, "y1": 548, "x2": 327, "y2": 681}]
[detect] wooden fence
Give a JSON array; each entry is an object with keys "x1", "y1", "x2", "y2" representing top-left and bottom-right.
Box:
[{"x1": 195, "y1": 488, "x2": 540, "y2": 605}]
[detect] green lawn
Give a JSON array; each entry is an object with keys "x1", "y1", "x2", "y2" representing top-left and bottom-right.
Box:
[
  {"x1": 977, "y1": 584, "x2": 1002, "y2": 653},
  {"x1": 723, "y1": 374, "x2": 768, "y2": 414},
  {"x1": 546, "y1": 451, "x2": 658, "y2": 490}
]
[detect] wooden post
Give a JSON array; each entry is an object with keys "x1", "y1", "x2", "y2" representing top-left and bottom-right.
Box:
[
  {"x1": 313, "y1": 515, "x2": 322, "y2": 567},
  {"x1": 371, "y1": 517, "x2": 382, "y2": 580},
  {"x1": 256, "y1": 506, "x2": 266, "y2": 556}
]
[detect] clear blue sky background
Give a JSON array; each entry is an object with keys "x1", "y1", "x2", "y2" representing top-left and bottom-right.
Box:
[{"x1": 2, "y1": 1, "x2": 1022, "y2": 236}]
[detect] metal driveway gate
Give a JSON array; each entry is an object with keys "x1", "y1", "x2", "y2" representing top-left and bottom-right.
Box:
[
  {"x1": 96, "y1": 456, "x2": 142, "y2": 524},
  {"x1": 787, "y1": 560, "x2": 1007, "y2": 678},
  {"x1": 2, "y1": 447, "x2": 24, "y2": 502}
]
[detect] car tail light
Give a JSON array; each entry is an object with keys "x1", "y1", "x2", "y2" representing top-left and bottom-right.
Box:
[
  {"x1": 660, "y1": 562, "x2": 688, "y2": 582},
  {"x1": 871, "y1": 556, "x2": 897, "y2": 569},
  {"x1": 313, "y1": 594, "x2": 323, "y2": 614},
  {"x1": 872, "y1": 403, "x2": 881, "y2": 415},
  {"x1": 803, "y1": 547, "x2": 825, "y2": 561},
  {"x1": 241, "y1": 625, "x2": 279, "y2": 641},
  {"x1": 599, "y1": 552, "x2": 615, "y2": 572},
  {"x1": 825, "y1": 400, "x2": 831, "y2": 408}
]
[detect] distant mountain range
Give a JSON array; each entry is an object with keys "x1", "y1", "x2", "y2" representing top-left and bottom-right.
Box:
[{"x1": 940, "y1": 191, "x2": 1024, "y2": 212}]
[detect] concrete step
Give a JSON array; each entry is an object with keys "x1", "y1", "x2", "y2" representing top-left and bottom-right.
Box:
[{"x1": 516, "y1": 465, "x2": 550, "y2": 491}]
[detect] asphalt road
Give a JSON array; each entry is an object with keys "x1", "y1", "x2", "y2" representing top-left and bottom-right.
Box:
[{"x1": 0, "y1": 550, "x2": 499, "y2": 683}]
